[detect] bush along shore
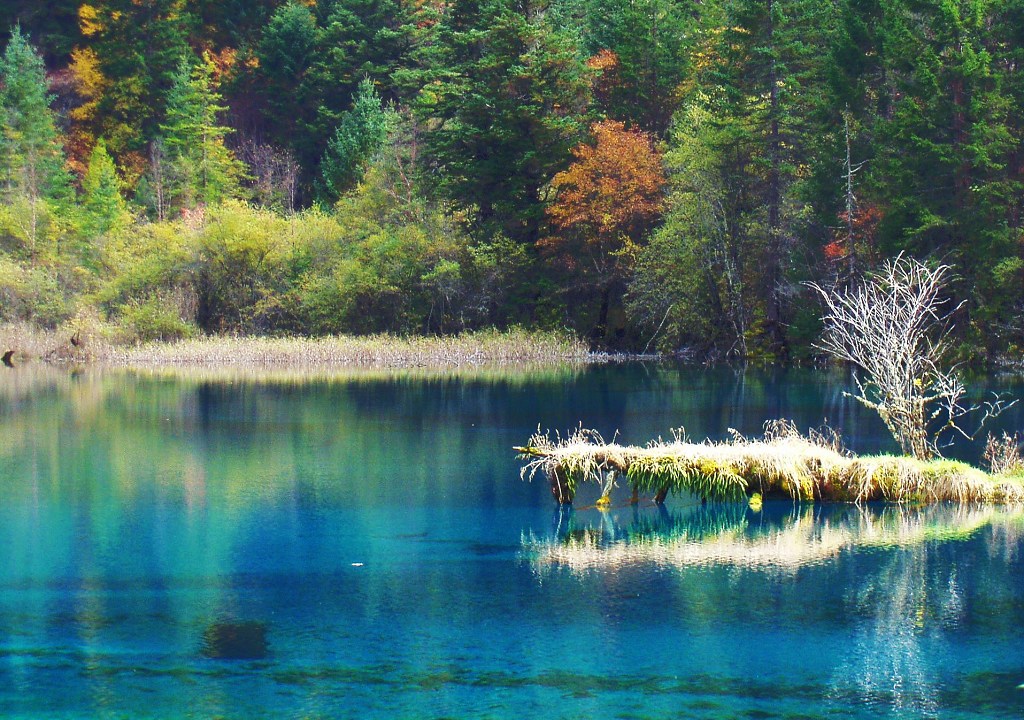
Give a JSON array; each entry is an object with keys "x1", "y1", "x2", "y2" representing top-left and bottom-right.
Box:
[
  {"x1": 0, "y1": 324, "x2": 590, "y2": 370},
  {"x1": 516, "y1": 421, "x2": 1024, "y2": 505}
]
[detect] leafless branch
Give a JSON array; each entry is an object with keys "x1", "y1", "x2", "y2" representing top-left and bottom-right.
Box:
[{"x1": 808, "y1": 255, "x2": 1013, "y2": 459}]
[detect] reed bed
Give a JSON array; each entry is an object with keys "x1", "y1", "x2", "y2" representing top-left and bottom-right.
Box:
[
  {"x1": 119, "y1": 362, "x2": 586, "y2": 386},
  {"x1": 0, "y1": 322, "x2": 103, "y2": 364},
  {"x1": 111, "y1": 329, "x2": 588, "y2": 368},
  {"x1": 0, "y1": 324, "x2": 589, "y2": 369},
  {"x1": 517, "y1": 422, "x2": 1024, "y2": 504}
]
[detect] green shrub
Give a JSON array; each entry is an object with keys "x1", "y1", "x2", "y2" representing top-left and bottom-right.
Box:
[{"x1": 117, "y1": 295, "x2": 197, "y2": 342}]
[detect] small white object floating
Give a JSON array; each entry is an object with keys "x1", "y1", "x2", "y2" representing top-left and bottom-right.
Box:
[{"x1": 351, "y1": 562, "x2": 364, "y2": 567}]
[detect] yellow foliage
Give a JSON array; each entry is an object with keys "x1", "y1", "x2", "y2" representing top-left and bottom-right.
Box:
[
  {"x1": 78, "y1": 4, "x2": 105, "y2": 37},
  {"x1": 69, "y1": 47, "x2": 106, "y2": 122}
]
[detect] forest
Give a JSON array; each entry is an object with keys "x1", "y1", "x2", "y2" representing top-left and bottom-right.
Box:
[{"x1": 1, "y1": 0, "x2": 1023, "y2": 360}]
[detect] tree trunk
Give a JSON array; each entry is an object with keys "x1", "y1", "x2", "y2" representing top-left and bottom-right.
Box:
[{"x1": 764, "y1": 0, "x2": 786, "y2": 355}]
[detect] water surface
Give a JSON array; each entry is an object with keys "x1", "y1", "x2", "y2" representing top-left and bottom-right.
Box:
[{"x1": 1, "y1": 364, "x2": 1022, "y2": 719}]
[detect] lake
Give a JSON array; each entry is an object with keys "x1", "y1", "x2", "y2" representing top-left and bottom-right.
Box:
[{"x1": 1, "y1": 363, "x2": 1023, "y2": 719}]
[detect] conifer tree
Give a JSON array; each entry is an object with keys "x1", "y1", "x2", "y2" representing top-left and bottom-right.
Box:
[
  {"x1": 688, "y1": 0, "x2": 832, "y2": 355},
  {"x1": 256, "y1": 1, "x2": 318, "y2": 154},
  {"x1": 69, "y1": 0, "x2": 191, "y2": 179},
  {"x1": 0, "y1": 26, "x2": 69, "y2": 256},
  {"x1": 418, "y1": 0, "x2": 591, "y2": 244},
  {"x1": 580, "y1": 0, "x2": 696, "y2": 134},
  {"x1": 82, "y1": 139, "x2": 128, "y2": 237},
  {"x1": 319, "y1": 78, "x2": 398, "y2": 203},
  {"x1": 161, "y1": 53, "x2": 245, "y2": 210}
]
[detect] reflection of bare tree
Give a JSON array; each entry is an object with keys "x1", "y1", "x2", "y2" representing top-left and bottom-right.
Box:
[{"x1": 829, "y1": 544, "x2": 942, "y2": 715}]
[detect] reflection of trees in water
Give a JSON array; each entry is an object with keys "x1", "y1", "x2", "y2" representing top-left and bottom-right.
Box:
[
  {"x1": 525, "y1": 503, "x2": 1024, "y2": 574},
  {"x1": 829, "y1": 543, "x2": 945, "y2": 716},
  {"x1": 529, "y1": 503, "x2": 1024, "y2": 715},
  {"x1": 831, "y1": 513, "x2": 1024, "y2": 716}
]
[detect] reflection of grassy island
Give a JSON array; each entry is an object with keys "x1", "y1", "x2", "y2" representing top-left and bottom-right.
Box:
[
  {"x1": 524, "y1": 503, "x2": 1024, "y2": 573},
  {"x1": 517, "y1": 422, "x2": 1024, "y2": 505}
]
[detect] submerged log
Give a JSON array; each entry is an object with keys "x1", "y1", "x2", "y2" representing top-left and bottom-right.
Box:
[{"x1": 2, "y1": 350, "x2": 13, "y2": 368}]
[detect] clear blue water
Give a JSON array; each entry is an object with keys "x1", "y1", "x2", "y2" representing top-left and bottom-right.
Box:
[{"x1": 1, "y1": 364, "x2": 1023, "y2": 719}]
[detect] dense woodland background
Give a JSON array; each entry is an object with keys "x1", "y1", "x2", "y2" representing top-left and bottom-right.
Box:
[{"x1": 1, "y1": 0, "x2": 1023, "y2": 360}]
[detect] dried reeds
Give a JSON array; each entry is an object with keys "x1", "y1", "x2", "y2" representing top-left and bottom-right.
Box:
[
  {"x1": 517, "y1": 420, "x2": 1024, "y2": 504},
  {"x1": 111, "y1": 329, "x2": 588, "y2": 368},
  {"x1": 0, "y1": 325, "x2": 589, "y2": 369}
]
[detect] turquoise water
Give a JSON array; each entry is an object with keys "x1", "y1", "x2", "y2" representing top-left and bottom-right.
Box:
[{"x1": 1, "y1": 364, "x2": 1023, "y2": 719}]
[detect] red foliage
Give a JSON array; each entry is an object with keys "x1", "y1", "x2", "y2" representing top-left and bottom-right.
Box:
[{"x1": 827, "y1": 203, "x2": 883, "y2": 265}]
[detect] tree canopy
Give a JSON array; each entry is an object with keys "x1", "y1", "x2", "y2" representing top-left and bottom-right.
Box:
[{"x1": 0, "y1": 0, "x2": 1022, "y2": 357}]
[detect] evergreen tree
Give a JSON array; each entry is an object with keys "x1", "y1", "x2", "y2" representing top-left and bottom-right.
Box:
[
  {"x1": 256, "y1": 0, "x2": 318, "y2": 153},
  {"x1": 161, "y1": 53, "x2": 246, "y2": 210},
  {"x1": 0, "y1": 25, "x2": 70, "y2": 256},
  {"x1": 688, "y1": 0, "x2": 832, "y2": 355},
  {"x1": 417, "y1": 0, "x2": 592, "y2": 244},
  {"x1": 580, "y1": 0, "x2": 696, "y2": 134},
  {"x1": 319, "y1": 78, "x2": 398, "y2": 203},
  {"x1": 82, "y1": 139, "x2": 128, "y2": 238},
  {"x1": 69, "y1": 0, "x2": 191, "y2": 179},
  {"x1": 255, "y1": 0, "x2": 419, "y2": 197},
  {"x1": 0, "y1": 0, "x2": 81, "y2": 64}
]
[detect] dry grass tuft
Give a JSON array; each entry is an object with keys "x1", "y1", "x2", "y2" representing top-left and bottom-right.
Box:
[
  {"x1": 984, "y1": 432, "x2": 1024, "y2": 476},
  {"x1": 518, "y1": 420, "x2": 1024, "y2": 504}
]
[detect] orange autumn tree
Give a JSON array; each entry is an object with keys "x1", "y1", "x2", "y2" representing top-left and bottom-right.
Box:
[{"x1": 543, "y1": 119, "x2": 665, "y2": 341}]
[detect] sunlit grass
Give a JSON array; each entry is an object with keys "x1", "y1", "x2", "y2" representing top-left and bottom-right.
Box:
[{"x1": 518, "y1": 421, "x2": 1024, "y2": 504}]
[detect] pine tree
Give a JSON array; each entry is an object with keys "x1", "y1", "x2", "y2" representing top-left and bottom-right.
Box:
[
  {"x1": 256, "y1": 1, "x2": 318, "y2": 155},
  {"x1": 417, "y1": 0, "x2": 592, "y2": 244},
  {"x1": 0, "y1": 25, "x2": 70, "y2": 257},
  {"x1": 161, "y1": 53, "x2": 245, "y2": 210},
  {"x1": 319, "y1": 78, "x2": 398, "y2": 203},
  {"x1": 1, "y1": 0, "x2": 81, "y2": 64},
  {"x1": 256, "y1": 0, "x2": 418, "y2": 197},
  {"x1": 82, "y1": 139, "x2": 128, "y2": 237},
  {"x1": 580, "y1": 0, "x2": 696, "y2": 134},
  {"x1": 688, "y1": 0, "x2": 832, "y2": 355},
  {"x1": 69, "y1": 0, "x2": 191, "y2": 179}
]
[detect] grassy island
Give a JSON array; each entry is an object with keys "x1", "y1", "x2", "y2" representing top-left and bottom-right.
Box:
[{"x1": 517, "y1": 422, "x2": 1024, "y2": 505}]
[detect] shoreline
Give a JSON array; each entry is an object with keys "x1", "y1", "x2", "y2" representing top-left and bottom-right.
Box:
[{"x1": 4, "y1": 322, "x2": 1022, "y2": 372}]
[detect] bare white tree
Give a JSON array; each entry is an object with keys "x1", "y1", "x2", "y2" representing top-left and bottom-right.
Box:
[{"x1": 809, "y1": 255, "x2": 1014, "y2": 460}]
